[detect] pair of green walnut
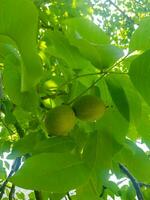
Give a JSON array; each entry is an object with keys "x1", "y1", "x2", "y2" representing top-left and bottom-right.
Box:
[{"x1": 44, "y1": 95, "x2": 105, "y2": 136}]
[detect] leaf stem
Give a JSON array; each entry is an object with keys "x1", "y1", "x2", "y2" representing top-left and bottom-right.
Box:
[
  {"x1": 59, "y1": 71, "x2": 127, "y2": 91},
  {"x1": 67, "y1": 73, "x2": 106, "y2": 105},
  {"x1": 67, "y1": 53, "x2": 130, "y2": 105},
  {"x1": 59, "y1": 72, "x2": 102, "y2": 88}
]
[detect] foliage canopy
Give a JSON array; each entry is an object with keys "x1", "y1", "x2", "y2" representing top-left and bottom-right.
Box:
[{"x1": 0, "y1": 0, "x2": 150, "y2": 200}]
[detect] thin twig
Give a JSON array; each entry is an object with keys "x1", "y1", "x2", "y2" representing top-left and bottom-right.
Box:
[
  {"x1": 34, "y1": 191, "x2": 43, "y2": 200},
  {"x1": 139, "y1": 182, "x2": 150, "y2": 188},
  {"x1": 9, "y1": 184, "x2": 15, "y2": 200},
  {"x1": 117, "y1": 178, "x2": 128, "y2": 185},
  {"x1": 59, "y1": 72, "x2": 101, "y2": 88},
  {"x1": 67, "y1": 73, "x2": 106, "y2": 105},
  {"x1": 107, "y1": 0, "x2": 134, "y2": 24},
  {"x1": 99, "y1": 185, "x2": 107, "y2": 198},
  {"x1": 60, "y1": 71, "x2": 128, "y2": 89},
  {"x1": 119, "y1": 163, "x2": 144, "y2": 200},
  {"x1": 67, "y1": 53, "x2": 130, "y2": 105},
  {"x1": 67, "y1": 192, "x2": 72, "y2": 200},
  {"x1": 0, "y1": 157, "x2": 21, "y2": 200}
]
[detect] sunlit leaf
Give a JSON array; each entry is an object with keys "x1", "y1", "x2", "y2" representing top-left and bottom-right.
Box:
[
  {"x1": 63, "y1": 18, "x2": 123, "y2": 69},
  {"x1": 0, "y1": 0, "x2": 43, "y2": 91},
  {"x1": 130, "y1": 17, "x2": 150, "y2": 51}
]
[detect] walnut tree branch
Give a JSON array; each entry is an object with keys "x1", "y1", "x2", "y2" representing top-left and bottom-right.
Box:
[
  {"x1": 9, "y1": 184, "x2": 15, "y2": 200},
  {"x1": 67, "y1": 192, "x2": 72, "y2": 200},
  {"x1": 107, "y1": 0, "x2": 134, "y2": 24},
  {"x1": 119, "y1": 163, "x2": 144, "y2": 200},
  {"x1": 99, "y1": 185, "x2": 107, "y2": 198},
  {"x1": 0, "y1": 157, "x2": 21, "y2": 200}
]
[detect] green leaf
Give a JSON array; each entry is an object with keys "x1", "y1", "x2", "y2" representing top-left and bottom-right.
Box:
[
  {"x1": 70, "y1": 124, "x2": 89, "y2": 154},
  {"x1": 129, "y1": 17, "x2": 150, "y2": 51},
  {"x1": 77, "y1": 43, "x2": 123, "y2": 70},
  {"x1": 106, "y1": 75, "x2": 130, "y2": 121},
  {"x1": 76, "y1": 181, "x2": 100, "y2": 200},
  {"x1": 96, "y1": 131, "x2": 122, "y2": 170},
  {"x1": 0, "y1": 0, "x2": 43, "y2": 91},
  {"x1": 83, "y1": 131, "x2": 98, "y2": 170},
  {"x1": 84, "y1": 131, "x2": 121, "y2": 193},
  {"x1": 0, "y1": 141, "x2": 11, "y2": 155},
  {"x1": 63, "y1": 17, "x2": 110, "y2": 45},
  {"x1": 114, "y1": 139, "x2": 150, "y2": 183},
  {"x1": 11, "y1": 153, "x2": 90, "y2": 192},
  {"x1": 0, "y1": 35, "x2": 19, "y2": 59},
  {"x1": 120, "y1": 184, "x2": 136, "y2": 200},
  {"x1": 10, "y1": 134, "x2": 76, "y2": 159},
  {"x1": 118, "y1": 76, "x2": 142, "y2": 125},
  {"x1": 105, "y1": 181, "x2": 120, "y2": 196},
  {"x1": 3, "y1": 56, "x2": 39, "y2": 111},
  {"x1": 136, "y1": 103, "x2": 150, "y2": 146},
  {"x1": 16, "y1": 192, "x2": 25, "y2": 199},
  {"x1": 0, "y1": 160, "x2": 6, "y2": 179},
  {"x1": 45, "y1": 30, "x2": 95, "y2": 71},
  {"x1": 129, "y1": 50, "x2": 150, "y2": 106},
  {"x1": 33, "y1": 136, "x2": 76, "y2": 154},
  {"x1": 97, "y1": 107, "x2": 129, "y2": 143},
  {"x1": 142, "y1": 188, "x2": 150, "y2": 200},
  {"x1": 13, "y1": 107, "x2": 31, "y2": 128},
  {"x1": 63, "y1": 18, "x2": 123, "y2": 69},
  {"x1": 8, "y1": 131, "x2": 46, "y2": 159},
  {"x1": 2, "y1": 99, "x2": 16, "y2": 124},
  {"x1": 28, "y1": 192, "x2": 35, "y2": 200},
  {"x1": 49, "y1": 193, "x2": 65, "y2": 200}
]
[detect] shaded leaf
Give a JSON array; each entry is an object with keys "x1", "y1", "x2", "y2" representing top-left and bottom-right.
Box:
[
  {"x1": 97, "y1": 107, "x2": 129, "y2": 143},
  {"x1": 129, "y1": 50, "x2": 150, "y2": 106},
  {"x1": 33, "y1": 136, "x2": 76, "y2": 154},
  {"x1": 10, "y1": 134, "x2": 76, "y2": 159},
  {"x1": 8, "y1": 131, "x2": 46, "y2": 159},
  {"x1": 106, "y1": 75, "x2": 130, "y2": 121},
  {"x1": 11, "y1": 152, "x2": 90, "y2": 192}
]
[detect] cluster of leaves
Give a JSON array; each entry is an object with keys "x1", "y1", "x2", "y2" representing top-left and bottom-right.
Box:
[
  {"x1": 0, "y1": 0, "x2": 150, "y2": 200},
  {"x1": 92, "y1": 0, "x2": 150, "y2": 47}
]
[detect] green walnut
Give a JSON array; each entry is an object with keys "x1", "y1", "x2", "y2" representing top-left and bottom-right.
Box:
[
  {"x1": 72, "y1": 95, "x2": 105, "y2": 121},
  {"x1": 44, "y1": 105, "x2": 76, "y2": 136}
]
